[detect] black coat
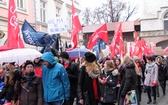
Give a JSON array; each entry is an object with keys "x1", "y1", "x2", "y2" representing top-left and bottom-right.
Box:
[
  {"x1": 66, "y1": 61, "x2": 79, "y2": 98},
  {"x1": 118, "y1": 62, "x2": 139, "y2": 105},
  {"x1": 99, "y1": 69, "x2": 118, "y2": 104},
  {"x1": 77, "y1": 66, "x2": 101, "y2": 105},
  {"x1": 157, "y1": 63, "x2": 166, "y2": 81}
]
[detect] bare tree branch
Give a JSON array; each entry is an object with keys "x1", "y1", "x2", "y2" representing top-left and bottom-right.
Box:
[{"x1": 82, "y1": 0, "x2": 138, "y2": 25}]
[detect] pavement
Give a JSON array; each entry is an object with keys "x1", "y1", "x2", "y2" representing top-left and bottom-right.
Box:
[
  {"x1": 73, "y1": 83, "x2": 168, "y2": 105},
  {"x1": 140, "y1": 83, "x2": 168, "y2": 105}
]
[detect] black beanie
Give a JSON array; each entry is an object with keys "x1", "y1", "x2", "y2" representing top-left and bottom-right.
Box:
[
  {"x1": 9, "y1": 62, "x2": 15, "y2": 66},
  {"x1": 85, "y1": 52, "x2": 96, "y2": 63},
  {"x1": 24, "y1": 60, "x2": 34, "y2": 69},
  {"x1": 60, "y1": 51, "x2": 69, "y2": 60}
]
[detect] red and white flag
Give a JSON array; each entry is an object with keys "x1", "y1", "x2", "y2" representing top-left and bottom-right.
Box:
[
  {"x1": 87, "y1": 24, "x2": 108, "y2": 50},
  {"x1": 7, "y1": 0, "x2": 24, "y2": 48},
  {"x1": 109, "y1": 23, "x2": 122, "y2": 59},
  {"x1": 163, "y1": 46, "x2": 168, "y2": 55},
  {"x1": 68, "y1": 0, "x2": 82, "y2": 50},
  {"x1": 132, "y1": 31, "x2": 142, "y2": 58},
  {"x1": 141, "y1": 38, "x2": 156, "y2": 56}
]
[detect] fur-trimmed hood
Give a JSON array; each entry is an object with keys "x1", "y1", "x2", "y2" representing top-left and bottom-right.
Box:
[{"x1": 112, "y1": 69, "x2": 119, "y2": 76}]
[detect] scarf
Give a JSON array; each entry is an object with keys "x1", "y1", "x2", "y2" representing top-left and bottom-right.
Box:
[
  {"x1": 88, "y1": 68, "x2": 99, "y2": 79},
  {"x1": 21, "y1": 72, "x2": 35, "y2": 92}
]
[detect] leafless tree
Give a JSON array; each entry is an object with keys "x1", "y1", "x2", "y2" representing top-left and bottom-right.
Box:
[{"x1": 82, "y1": 0, "x2": 138, "y2": 25}]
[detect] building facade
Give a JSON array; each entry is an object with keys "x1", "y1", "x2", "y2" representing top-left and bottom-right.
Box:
[
  {"x1": 140, "y1": 0, "x2": 168, "y2": 54},
  {"x1": 0, "y1": 0, "x2": 83, "y2": 49}
]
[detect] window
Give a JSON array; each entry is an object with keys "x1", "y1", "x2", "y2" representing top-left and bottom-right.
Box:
[
  {"x1": 17, "y1": 0, "x2": 26, "y2": 10},
  {"x1": 164, "y1": 12, "x2": 168, "y2": 30},
  {"x1": 40, "y1": 1, "x2": 46, "y2": 22},
  {"x1": 56, "y1": 7, "x2": 60, "y2": 17},
  {"x1": 0, "y1": 0, "x2": 6, "y2": 5}
]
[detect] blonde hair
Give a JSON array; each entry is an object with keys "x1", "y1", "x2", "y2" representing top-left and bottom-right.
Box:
[
  {"x1": 4, "y1": 64, "x2": 14, "y2": 85},
  {"x1": 122, "y1": 55, "x2": 140, "y2": 75},
  {"x1": 85, "y1": 61, "x2": 100, "y2": 76},
  {"x1": 156, "y1": 56, "x2": 163, "y2": 63}
]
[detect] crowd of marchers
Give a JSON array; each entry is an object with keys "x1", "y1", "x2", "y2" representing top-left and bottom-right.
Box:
[{"x1": 0, "y1": 48, "x2": 168, "y2": 105}]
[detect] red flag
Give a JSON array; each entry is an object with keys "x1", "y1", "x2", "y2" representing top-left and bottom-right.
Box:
[
  {"x1": 130, "y1": 42, "x2": 133, "y2": 57},
  {"x1": 68, "y1": 0, "x2": 82, "y2": 50},
  {"x1": 87, "y1": 24, "x2": 108, "y2": 50},
  {"x1": 141, "y1": 38, "x2": 156, "y2": 55},
  {"x1": 119, "y1": 30, "x2": 125, "y2": 59},
  {"x1": 132, "y1": 31, "x2": 142, "y2": 58},
  {"x1": 7, "y1": 0, "x2": 24, "y2": 48},
  {"x1": 163, "y1": 46, "x2": 168, "y2": 55},
  {"x1": 109, "y1": 23, "x2": 122, "y2": 59}
]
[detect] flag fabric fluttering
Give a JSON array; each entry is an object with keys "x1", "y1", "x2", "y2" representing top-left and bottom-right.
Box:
[
  {"x1": 130, "y1": 42, "x2": 133, "y2": 57},
  {"x1": 109, "y1": 23, "x2": 123, "y2": 59},
  {"x1": 87, "y1": 23, "x2": 108, "y2": 50},
  {"x1": 92, "y1": 39, "x2": 106, "y2": 60},
  {"x1": 67, "y1": 0, "x2": 82, "y2": 50},
  {"x1": 141, "y1": 38, "x2": 156, "y2": 55},
  {"x1": 132, "y1": 31, "x2": 142, "y2": 58},
  {"x1": 21, "y1": 20, "x2": 53, "y2": 47},
  {"x1": 163, "y1": 46, "x2": 168, "y2": 55},
  {"x1": 51, "y1": 34, "x2": 59, "y2": 52},
  {"x1": 7, "y1": 0, "x2": 25, "y2": 48},
  {"x1": 119, "y1": 29, "x2": 125, "y2": 59}
]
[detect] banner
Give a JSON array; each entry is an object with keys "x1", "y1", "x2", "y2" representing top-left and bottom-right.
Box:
[
  {"x1": 92, "y1": 39, "x2": 106, "y2": 60},
  {"x1": 21, "y1": 20, "x2": 53, "y2": 47},
  {"x1": 7, "y1": 0, "x2": 24, "y2": 48},
  {"x1": 67, "y1": 0, "x2": 82, "y2": 50},
  {"x1": 87, "y1": 24, "x2": 108, "y2": 50},
  {"x1": 47, "y1": 17, "x2": 67, "y2": 34}
]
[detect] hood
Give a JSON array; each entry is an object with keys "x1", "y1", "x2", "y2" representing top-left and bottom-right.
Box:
[
  {"x1": 112, "y1": 69, "x2": 118, "y2": 76},
  {"x1": 146, "y1": 62, "x2": 155, "y2": 68},
  {"x1": 41, "y1": 52, "x2": 57, "y2": 66},
  {"x1": 124, "y1": 61, "x2": 135, "y2": 69}
]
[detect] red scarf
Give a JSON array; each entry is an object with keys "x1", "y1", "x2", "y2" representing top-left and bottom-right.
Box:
[{"x1": 92, "y1": 79, "x2": 99, "y2": 99}]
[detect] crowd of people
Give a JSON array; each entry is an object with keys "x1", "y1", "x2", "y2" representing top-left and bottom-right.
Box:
[{"x1": 0, "y1": 49, "x2": 168, "y2": 105}]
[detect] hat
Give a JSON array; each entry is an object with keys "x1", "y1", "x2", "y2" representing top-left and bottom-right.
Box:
[
  {"x1": 85, "y1": 52, "x2": 96, "y2": 63},
  {"x1": 9, "y1": 62, "x2": 15, "y2": 66},
  {"x1": 59, "y1": 52, "x2": 69, "y2": 60},
  {"x1": 24, "y1": 60, "x2": 34, "y2": 69}
]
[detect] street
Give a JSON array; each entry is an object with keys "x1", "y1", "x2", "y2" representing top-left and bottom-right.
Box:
[
  {"x1": 140, "y1": 83, "x2": 168, "y2": 105},
  {"x1": 73, "y1": 83, "x2": 168, "y2": 105}
]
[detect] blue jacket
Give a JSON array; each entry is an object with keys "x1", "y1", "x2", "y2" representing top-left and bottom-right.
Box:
[{"x1": 41, "y1": 52, "x2": 70, "y2": 102}]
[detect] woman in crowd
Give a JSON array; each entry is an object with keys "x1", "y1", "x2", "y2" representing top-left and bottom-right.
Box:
[
  {"x1": 144, "y1": 55, "x2": 158, "y2": 104},
  {"x1": 113, "y1": 58, "x2": 121, "y2": 102},
  {"x1": 77, "y1": 52, "x2": 101, "y2": 105},
  {"x1": 0, "y1": 62, "x2": 18, "y2": 104},
  {"x1": 155, "y1": 56, "x2": 166, "y2": 96},
  {"x1": 99, "y1": 60, "x2": 118, "y2": 105},
  {"x1": 133, "y1": 57, "x2": 143, "y2": 102},
  {"x1": 14, "y1": 60, "x2": 43, "y2": 105},
  {"x1": 118, "y1": 55, "x2": 139, "y2": 105},
  {"x1": 33, "y1": 57, "x2": 43, "y2": 78}
]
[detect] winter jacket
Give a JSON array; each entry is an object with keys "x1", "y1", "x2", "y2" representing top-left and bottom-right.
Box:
[
  {"x1": 118, "y1": 61, "x2": 139, "y2": 105},
  {"x1": 14, "y1": 76, "x2": 43, "y2": 105},
  {"x1": 77, "y1": 66, "x2": 101, "y2": 105},
  {"x1": 99, "y1": 69, "x2": 118, "y2": 104},
  {"x1": 65, "y1": 61, "x2": 79, "y2": 98},
  {"x1": 41, "y1": 52, "x2": 70, "y2": 102},
  {"x1": 157, "y1": 63, "x2": 166, "y2": 81},
  {"x1": 144, "y1": 62, "x2": 158, "y2": 86}
]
